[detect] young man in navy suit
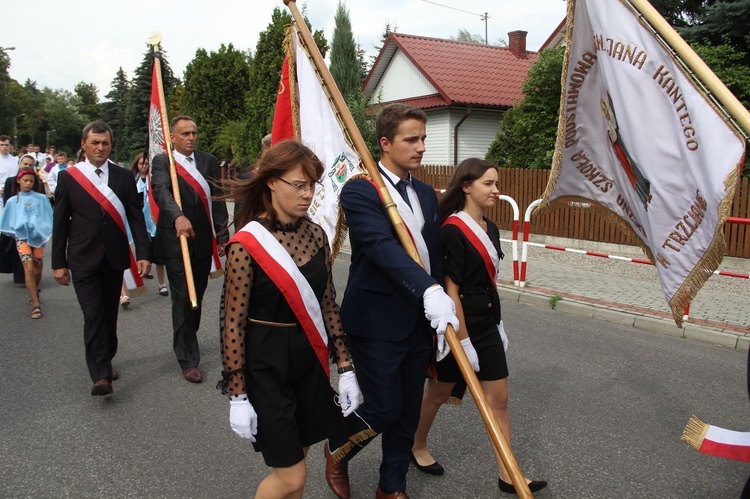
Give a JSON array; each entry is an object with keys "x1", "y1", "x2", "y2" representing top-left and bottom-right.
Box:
[
  {"x1": 52, "y1": 121, "x2": 152, "y2": 396},
  {"x1": 325, "y1": 104, "x2": 458, "y2": 499}
]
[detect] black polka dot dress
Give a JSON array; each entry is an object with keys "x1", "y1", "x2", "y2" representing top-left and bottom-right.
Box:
[{"x1": 220, "y1": 217, "x2": 350, "y2": 467}]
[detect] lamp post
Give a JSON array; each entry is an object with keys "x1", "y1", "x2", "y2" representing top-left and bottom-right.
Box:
[
  {"x1": 13, "y1": 113, "x2": 25, "y2": 149},
  {"x1": 46, "y1": 129, "x2": 55, "y2": 148}
]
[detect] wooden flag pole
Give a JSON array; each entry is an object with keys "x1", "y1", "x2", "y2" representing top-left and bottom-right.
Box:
[
  {"x1": 283, "y1": 2, "x2": 532, "y2": 497},
  {"x1": 148, "y1": 34, "x2": 199, "y2": 309},
  {"x1": 628, "y1": 0, "x2": 750, "y2": 136}
]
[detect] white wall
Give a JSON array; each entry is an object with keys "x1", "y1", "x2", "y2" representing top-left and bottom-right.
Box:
[
  {"x1": 370, "y1": 50, "x2": 437, "y2": 104},
  {"x1": 424, "y1": 110, "x2": 450, "y2": 165}
]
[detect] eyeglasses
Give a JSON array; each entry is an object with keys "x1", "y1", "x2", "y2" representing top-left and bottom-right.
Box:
[{"x1": 278, "y1": 177, "x2": 320, "y2": 194}]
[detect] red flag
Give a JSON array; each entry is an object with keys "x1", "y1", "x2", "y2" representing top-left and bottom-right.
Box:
[
  {"x1": 147, "y1": 58, "x2": 168, "y2": 222},
  {"x1": 271, "y1": 57, "x2": 294, "y2": 144}
]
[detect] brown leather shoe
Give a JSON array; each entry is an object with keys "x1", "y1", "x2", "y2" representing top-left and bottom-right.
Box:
[
  {"x1": 182, "y1": 367, "x2": 202, "y2": 383},
  {"x1": 375, "y1": 488, "x2": 409, "y2": 499},
  {"x1": 324, "y1": 442, "x2": 350, "y2": 499},
  {"x1": 91, "y1": 379, "x2": 113, "y2": 396}
]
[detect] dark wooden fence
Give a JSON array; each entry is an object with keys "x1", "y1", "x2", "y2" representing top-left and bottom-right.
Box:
[{"x1": 414, "y1": 166, "x2": 750, "y2": 259}]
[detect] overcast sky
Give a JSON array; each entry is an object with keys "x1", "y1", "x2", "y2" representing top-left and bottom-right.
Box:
[{"x1": 3, "y1": 0, "x2": 565, "y2": 99}]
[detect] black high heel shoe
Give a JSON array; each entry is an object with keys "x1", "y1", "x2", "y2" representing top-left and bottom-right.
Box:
[
  {"x1": 498, "y1": 477, "x2": 548, "y2": 494},
  {"x1": 410, "y1": 452, "x2": 445, "y2": 476}
]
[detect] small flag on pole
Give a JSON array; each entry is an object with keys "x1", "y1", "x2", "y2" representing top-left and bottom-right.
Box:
[{"x1": 148, "y1": 55, "x2": 168, "y2": 224}]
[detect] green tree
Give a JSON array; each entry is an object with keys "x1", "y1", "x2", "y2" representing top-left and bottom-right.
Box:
[
  {"x1": 20, "y1": 80, "x2": 46, "y2": 147},
  {"x1": 330, "y1": 1, "x2": 360, "y2": 99},
  {"x1": 42, "y1": 88, "x2": 87, "y2": 154},
  {"x1": 181, "y1": 43, "x2": 252, "y2": 159},
  {"x1": 123, "y1": 44, "x2": 178, "y2": 158},
  {"x1": 74, "y1": 81, "x2": 102, "y2": 122},
  {"x1": 680, "y1": 0, "x2": 750, "y2": 63},
  {"x1": 485, "y1": 46, "x2": 564, "y2": 169},
  {"x1": 102, "y1": 68, "x2": 130, "y2": 161},
  {"x1": 244, "y1": 8, "x2": 328, "y2": 161}
]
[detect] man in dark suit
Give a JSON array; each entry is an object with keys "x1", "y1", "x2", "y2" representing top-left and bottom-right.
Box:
[
  {"x1": 52, "y1": 120, "x2": 152, "y2": 396},
  {"x1": 151, "y1": 116, "x2": 228, "y2": 383},
  {"x1": 327, "y1": 104, "x2": 458, "y2": 498}
]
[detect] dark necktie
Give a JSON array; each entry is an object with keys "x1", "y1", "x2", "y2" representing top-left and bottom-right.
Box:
[
  {"x1": 185, "y1": 156, "x2": 194, "y2": 164},
  {"x1": 396, "y1": 180, "x2": 412, "y2": 210},
  {"x1": 95, "y1": 168, "x2": 103, "y2": 178}
]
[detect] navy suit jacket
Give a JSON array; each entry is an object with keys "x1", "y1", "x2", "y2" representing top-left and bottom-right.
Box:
[
  {"x1": 52, "y1": 161, "x2": 151, "y2": 272},
  {"x1": 151, "y1": 150, "x2": 228, "y2": 260},
  {"x1": 340, "y1": 174, "x2": 444, "y2": 342}
]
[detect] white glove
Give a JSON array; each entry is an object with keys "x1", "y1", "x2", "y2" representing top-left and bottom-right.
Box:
[
  {"x1": 229, "y1": 395, "x2": 258, "y2": 442},
  {"x1": 498, "y1": 320, "x2": 509, "y2": 352},
  {"x1": 423, "y1": 286, "x2": 459, "y2": 362},
  {"x1": 337, "y1": 371, "x2": 362, "y2": 417},
  {"x1": 460, "y1": 337, "x2": 480, "y2": 372}
]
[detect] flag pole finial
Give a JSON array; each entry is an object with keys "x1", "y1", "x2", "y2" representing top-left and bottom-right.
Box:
[
  {"x1": 148, "y1": 32, "x2": 162, "y2": 47},
  {"x1": 283, "y1": 0, "x2": 294, "y2": 5}
]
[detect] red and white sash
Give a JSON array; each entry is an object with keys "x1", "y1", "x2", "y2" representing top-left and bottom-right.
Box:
[
  {"x1": 442, "y1": 211, "x2": 499, "y2": 282},
  {"x1": 367, "y1": 178, "x2": 431, "y2": 275},
  {"x1": 174, "y1": 159, "x2": 223, "y2": 277},
  {"x1": 230, "y1": 221, "x2": 330, "y2": 378},
  {"x1": 67, "y1": 163, "x2": 146, "y2": 296}
]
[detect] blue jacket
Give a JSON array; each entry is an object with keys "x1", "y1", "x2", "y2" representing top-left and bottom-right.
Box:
[{"x1": 340, "y1": 175, "x2": 444, "y2": 341}]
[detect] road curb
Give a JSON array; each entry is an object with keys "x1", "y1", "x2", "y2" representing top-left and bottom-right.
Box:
[{"x1": 497, "y1": 282, "x2": 749, "y2": 351}]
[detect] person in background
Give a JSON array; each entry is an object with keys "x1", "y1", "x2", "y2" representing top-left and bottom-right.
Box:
[
  {"x1": 0, "y1": 154, "x2": 45, "y2": 285},
  {"x1": 411, "y1": 158, "x2": 547, "y2": 494},
  {"x1": 0, "y1": 135, "x2": 18, "y2": 212},
  {"x1": 151, "y1": 116, "x2": 228, "y2": 383},
  {"x1": 120, "y1": 152, "x2": 168, "y2": 308},
  {"x1": 46, "y1": 151, "x2": 69, "y2": 198},
  {"x1": 0, "y1": 168, "x2": 53, "y2": 318}
]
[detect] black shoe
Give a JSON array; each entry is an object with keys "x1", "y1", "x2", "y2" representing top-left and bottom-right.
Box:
[
  {"x1": 410, "y1": 452, "x2": 444, "y2": 476},
  {"x1": 498, "y1": 478, "x2": 547, "y2": 494}
]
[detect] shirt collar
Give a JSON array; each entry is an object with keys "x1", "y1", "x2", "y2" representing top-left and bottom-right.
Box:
[{"x1": 378, "y1": 161, "x2": 412, "y2": 186}]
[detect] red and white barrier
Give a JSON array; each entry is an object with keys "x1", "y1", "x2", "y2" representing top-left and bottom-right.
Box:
[{"x1": 434, "y1": 189, "x2": 521, "y2": 284}]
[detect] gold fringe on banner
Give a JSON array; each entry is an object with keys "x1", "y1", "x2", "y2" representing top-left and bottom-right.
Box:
[
  {"x1": 681, "y1": 414, "x2": 709, "y2": 451},
  {"x1": 330, "y1": 428, "x2": 378, "y2": 463},
  {"x1": 444, "y1": 396, "x2": 463, "y2": 406}
]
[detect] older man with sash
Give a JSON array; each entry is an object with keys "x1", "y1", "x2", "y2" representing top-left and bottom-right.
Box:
[
  {"x1": 151, "y1": 115, "x2": 228, "y2": 383},
  {"x1": 52, "y1": 120, "x2": 152, "y2": 396}
]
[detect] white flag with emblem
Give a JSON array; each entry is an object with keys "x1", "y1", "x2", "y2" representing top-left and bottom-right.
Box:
[{"x1": 294, "y1": 28, "x2": 363, "y2": 251}]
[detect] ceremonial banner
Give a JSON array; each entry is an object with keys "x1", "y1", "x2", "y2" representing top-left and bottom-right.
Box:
[
  {"x1": 539, "y1": 0, "x2": 746, "y2": 325},
  {"x1": 147, "y1": 57, "x2": 168, "y2": 223},
  {"x1": 274, "y1": 27, "x2": 364, "y2": 255}
]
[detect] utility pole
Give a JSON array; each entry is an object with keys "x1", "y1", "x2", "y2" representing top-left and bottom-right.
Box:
[{"x1": 422, "y1": 0, "x2": 490, "y2": 44}]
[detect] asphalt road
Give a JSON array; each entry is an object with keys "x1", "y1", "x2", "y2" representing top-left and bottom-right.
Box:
[{"x1": 1, "y1": 253, "x2": 747, "y2": 498}]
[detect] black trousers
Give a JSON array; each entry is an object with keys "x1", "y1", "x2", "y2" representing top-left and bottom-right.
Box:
[
  {"x1": 342, "y1": 326, "x2": 433, "y2": 493},
  {"x1": 72, "y1": 261, "x2": 123, "y2": 382},
  {"x1": 162, "y1": 255, "x2": 211, "y2": 369}
]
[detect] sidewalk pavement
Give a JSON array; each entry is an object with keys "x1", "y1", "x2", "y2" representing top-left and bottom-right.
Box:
[{"x1": 493, "y1": 234, "x2": 750, "y2": 352}]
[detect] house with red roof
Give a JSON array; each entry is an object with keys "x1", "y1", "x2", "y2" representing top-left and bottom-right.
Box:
[{"x1": 362, "y1": 31, "x2": 539, "y2": 166}]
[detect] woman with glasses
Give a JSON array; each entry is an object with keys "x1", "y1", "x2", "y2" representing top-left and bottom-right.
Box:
[
  {"x1": 218, "y1": 140, "x2": 362, "y2": 498},
  {"x1": 119, "y1": 153, "x2": 168, "y2": 308}
]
